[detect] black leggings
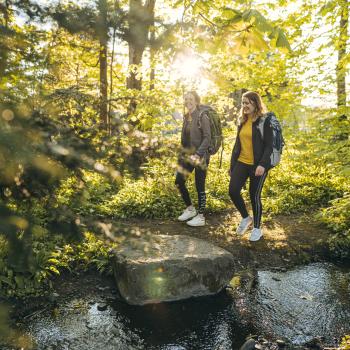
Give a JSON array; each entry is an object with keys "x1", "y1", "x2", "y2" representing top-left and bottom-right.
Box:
[
  {"x1": 229, "y1": 161, "x2": 268, "y2": 228},
  {"x1": 175, "y1": 161, "x2": 207, "y2": 214}
]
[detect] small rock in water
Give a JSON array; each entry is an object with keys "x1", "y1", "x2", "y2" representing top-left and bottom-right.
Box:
[
  {"x1": 97, "y1": 303, "x2": 108, "y2": 311},
  {"x1": 304, "y1": 337, "x2": 323, "y2": 349},
  {"x1": 97, "y1": 286, "x2": 109, "y2": 292},
  {"x1": 48, "y1": 292, "x2": 60, "y2": 303},
  {"x1": 239, "y1": 338, "x2": 256, "y2": 350},
  {"x1": 272, "y1": 277, "x2": 281, "y2": 281},
  {"x1": 276, "y1": 339, "x2": 286, "y2": 347}
]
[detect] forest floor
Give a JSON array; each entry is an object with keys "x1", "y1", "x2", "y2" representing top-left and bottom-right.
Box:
[{"x1": 115, "y1": 209, "x2": 332, "y2": 270}]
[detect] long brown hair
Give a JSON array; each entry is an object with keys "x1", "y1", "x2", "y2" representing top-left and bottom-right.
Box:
[
  {"x1": 239, "y1": 91, "x2": 267, "y2": 125},
  {"x1": 185, "y1": 91, "x2": 201, "y2": 105},
  {"x1": 184, "y1": 91, "x2": 201, "y2": 119}
]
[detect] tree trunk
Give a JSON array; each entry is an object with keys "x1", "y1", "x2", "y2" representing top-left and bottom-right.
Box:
[
  {"x1": 149, "y1": 16, "x2": 155, "y2": 90},
  {"x1": 97, "y1": 0, "x2": 109, "y2": 127},
  {"x1": 108, "y1": 26, "x2": 117, "y2": 134},
  {"x1": 127, "y1": 45, "x2": 143, "y2": 90},
  {"x1": 127, "y1": 0, "x2": 156, "y2": 92},
  {"x1": 0, "y1": 0, "x2": 10, "y2": 79},
  {"x1": 336, "y1": 0, "x2": 349, "y2": 108}
]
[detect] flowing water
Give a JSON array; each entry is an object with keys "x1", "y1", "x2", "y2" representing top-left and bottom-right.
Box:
[{"x1": 1, "y1": 262, "x2": 349, "y2": 350}]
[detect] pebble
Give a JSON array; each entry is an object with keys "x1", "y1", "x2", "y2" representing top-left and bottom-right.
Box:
[
  {"x1": 97, "y1": 303, "x2": 108, "y2": 311},
  {"x1": 277, "y1": 339, "x2": 286, "y2": 347},
  {"x1": 97, "y1": 286, "x2": 109, "y2": 292},
  {"x1": 239, "y1": 338, "x2": 256, "y2": 350}
]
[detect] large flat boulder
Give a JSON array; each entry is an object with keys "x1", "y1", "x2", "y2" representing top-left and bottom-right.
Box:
[{"x1": 112, "y1": 234, "x2": 235, "y2": 305}]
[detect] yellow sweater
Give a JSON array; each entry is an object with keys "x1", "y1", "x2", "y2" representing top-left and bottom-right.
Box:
[{"x1": 238, "y1": 118, "x2": 254, "y2": 165}]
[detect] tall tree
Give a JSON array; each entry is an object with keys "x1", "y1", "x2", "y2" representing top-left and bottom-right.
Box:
[
  {"x1": 97, "y1": 0, "x2": 109, "y2": 126},
  {"x1": 51, "y1": 0, "x2": 125, "y2": 127},
  {"x1": 127, "y1": 0, "x2": 156, "y2": 91},
  {"x1": 336, "y1": 0, "x2": 349, "y2": 108}
]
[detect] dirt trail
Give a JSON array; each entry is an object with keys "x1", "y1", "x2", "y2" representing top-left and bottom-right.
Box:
[{"x1": 115, "y1": 210, "x2": 331, "y2": 270}]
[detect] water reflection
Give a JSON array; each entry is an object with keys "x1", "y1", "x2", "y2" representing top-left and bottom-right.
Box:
[
  {"x1": 113, "y1": 291, "x2": 248, "y2": 349},
  {"x1": 1, "y1": 262, "x2": 349, "y2": 349},
  {"x1": 242, "y1": 263, "x2": 350, "y2": 345}
]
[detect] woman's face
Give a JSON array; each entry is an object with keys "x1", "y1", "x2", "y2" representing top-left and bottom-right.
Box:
[
  {"x1": 184, "y1": 93, "x2": 197, "y2": 112},
  {"x1": 242, "y1": 97, "x2": 256, "y2": 115}
]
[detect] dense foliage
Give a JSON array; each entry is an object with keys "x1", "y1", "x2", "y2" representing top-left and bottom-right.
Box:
[{"x1": 0, "y1": 0, "x2": 349, "y2": 302}]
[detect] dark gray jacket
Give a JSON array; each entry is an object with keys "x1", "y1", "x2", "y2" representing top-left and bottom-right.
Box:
[{"x1": 181, "y1": 107, "x2": 211, "y2": 159}]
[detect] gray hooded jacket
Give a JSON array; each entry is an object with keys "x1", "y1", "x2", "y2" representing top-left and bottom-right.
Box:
[{"x1": 181, "y1": 107, "x2": 211, "y2": 159}]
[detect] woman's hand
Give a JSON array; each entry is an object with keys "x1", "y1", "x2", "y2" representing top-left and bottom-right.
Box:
[
  {"x1": 190, "y1": 154, "x2": 201, "y2": 165},
  {"x1": 255, "y1": 165, "x2": 265, "y2": 176}
]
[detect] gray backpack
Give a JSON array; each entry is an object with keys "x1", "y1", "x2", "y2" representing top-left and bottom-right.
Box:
[{"x1": 257, "y1": 112, "x2": 285, "y2": 167}]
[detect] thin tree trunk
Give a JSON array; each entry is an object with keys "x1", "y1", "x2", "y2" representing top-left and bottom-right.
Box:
[
  {"x1": 97, "y1": 0, "x2": 108, "y2": 127},
  {"x1": 336, "y1": 0, "x2": 349, "y2": 108},
  {"x1": 0, "y1": 0, "x2": 10, "y2": 79},
  {"x1": 109, "y1": 26, "x2": 117, "y2": 133},
  {"x1": 99, "y1": 39, "x2": 108, "y2": 125},
  {"x1": 149, "y1": 17, "x2": 155, "y2": 90}
]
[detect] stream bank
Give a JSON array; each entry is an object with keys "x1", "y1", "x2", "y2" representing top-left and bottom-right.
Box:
[{"x1": 1, "y1": 211, "x2": 349, "y2": 350}]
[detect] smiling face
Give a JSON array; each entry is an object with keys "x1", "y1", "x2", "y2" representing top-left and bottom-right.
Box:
[
  {"x1": 184, "y1": 93, "x2": 198, "y2": 113},
  {"x1": 242, "y1": 97, "x2": 256, "y2": 116}
]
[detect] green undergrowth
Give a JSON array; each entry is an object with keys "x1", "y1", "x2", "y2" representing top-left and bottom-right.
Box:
[
  {"x1": 55, "y1": 130, "x2": 349, "y2": 222},
  {"x1": 2, "y1": 121, "x2": 349, "y2": 298},
  {"x1": 52, "y1": 126, "x2": 350, "y2": 259},
  {"x1": 0, "y1": 232, "x2": 118, "y2": 298},
  {"x1": 339, "y1": 335, "x2": 350, "y2": 350}
]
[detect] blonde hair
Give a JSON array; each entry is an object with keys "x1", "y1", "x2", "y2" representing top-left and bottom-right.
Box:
[{"x1": 239, "y1": 91, "x2": 267, "y2": 125}]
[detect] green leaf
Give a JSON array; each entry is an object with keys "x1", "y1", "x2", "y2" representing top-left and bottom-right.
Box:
[
  {"x1": 221, "y1": 7, "x2": 242, "y2": 21},
  {"x1": 0, "y1": 276, "x2": 14, "y2": 288},
  {"x1": 275, "y1": 28, "x2": 292, "y2": 51},
  {"x1": 242, "y1": 9, "x2": 253, "y2": 21},
  {"x1": 15, "y1": 275, "x2": 25, "y2": 289},
  {"x1": 319, "y1": 1, "x2": 336, "y2": 16}
]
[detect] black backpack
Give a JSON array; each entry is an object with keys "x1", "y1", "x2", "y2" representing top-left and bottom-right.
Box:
[{"x1": 257, "y1": 112, "x2": 285, "y2": 167}]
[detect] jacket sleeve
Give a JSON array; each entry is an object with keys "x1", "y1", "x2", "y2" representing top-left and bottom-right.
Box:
[
  {"x1": 196, "y1": 112, "x2": 211, "y2": 157},
  {"x1": 230, "y1": 140, "x2": 237, "y2": 171},
  {"x1": 230, "y1": 125, "x2": 240, "y2": 171},
  {"x1": 180, "y1": 120, "x2": 185, "y2": 147},
  {"x1": 258, "y1": 117, "x2": 274, "y2": 169}
]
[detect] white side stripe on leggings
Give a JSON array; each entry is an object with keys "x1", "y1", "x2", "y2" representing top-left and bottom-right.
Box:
[{"x1": 254, "y1": 172, "x2": 267, "y2": 228}]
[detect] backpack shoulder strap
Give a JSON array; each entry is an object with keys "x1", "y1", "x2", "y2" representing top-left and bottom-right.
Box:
[
  {"x1": 257, "y1": 114, "x2": 267, "y2": 138},
  {"x1": 197, "y1": 105, "x2": 211, "y2": 128},
  {"x1": 258, "y1": 112, "x2": 276, "y2": 138}
]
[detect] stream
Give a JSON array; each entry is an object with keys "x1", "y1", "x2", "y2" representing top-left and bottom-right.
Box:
[{"x1": 1, "y1": 262, "x2": 349, "y2": 350}]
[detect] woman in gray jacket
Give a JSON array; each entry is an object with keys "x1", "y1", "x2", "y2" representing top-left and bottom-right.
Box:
[{"x1": 175, "y1": 91, "x2": 211, "y2": 227}]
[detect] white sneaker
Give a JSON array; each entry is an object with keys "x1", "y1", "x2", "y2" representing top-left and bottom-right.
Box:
[
  {"x1": 249, "y1": 228, "x2": 263, "y2": 241},
  {"x1": 186, "y1": 214, "x2": 205, "y2": 227},
  {"x1": 236, "y1": 216, "x2": 253, "y2": 235},
  {"x1": 178, "y1": 207, "x2": 197, "y2": 222}
]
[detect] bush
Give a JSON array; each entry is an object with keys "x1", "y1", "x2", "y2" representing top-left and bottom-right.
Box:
[
  {"x1": 339, "y1": 335, "x2": 350, "y2": 350},
  {"x1": 0, "y1": 232, "x2": 118, "y2": 297}
]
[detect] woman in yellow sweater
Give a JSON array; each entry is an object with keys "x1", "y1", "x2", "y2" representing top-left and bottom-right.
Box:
[{"x1": 229, "y1": 91, "x2": 273, "y2": 241}]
